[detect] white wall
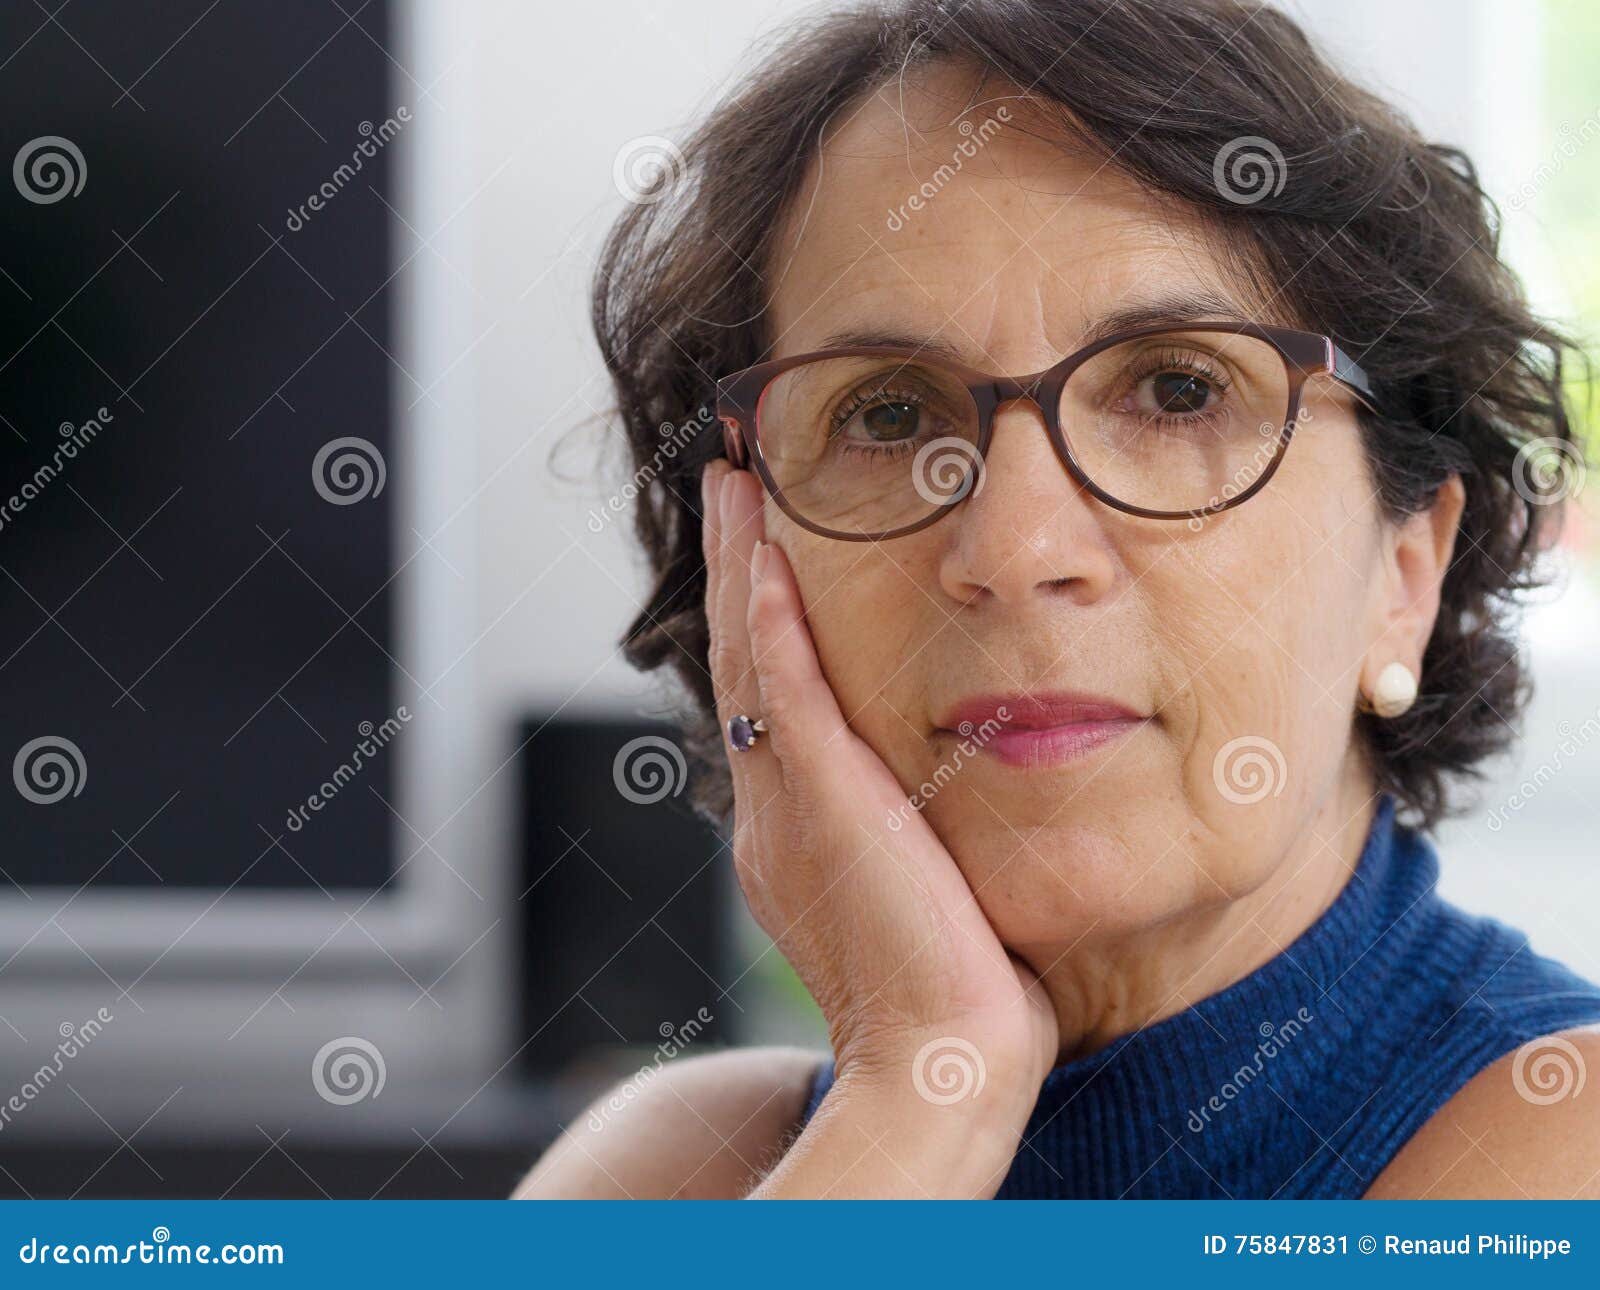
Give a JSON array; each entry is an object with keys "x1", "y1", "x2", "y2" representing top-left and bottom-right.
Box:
[{"x1": 427, "y1": 1, "x2": 817, "y2": 719}]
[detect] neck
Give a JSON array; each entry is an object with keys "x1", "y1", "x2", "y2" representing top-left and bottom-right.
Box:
[{"x1": 1026, "y1": 768, "x2": 1381, "y2": 1065}]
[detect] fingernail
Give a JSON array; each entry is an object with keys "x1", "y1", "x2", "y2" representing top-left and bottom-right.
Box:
[{"x1": 751, "y1": 539, "x2": 769, "y2": 585}]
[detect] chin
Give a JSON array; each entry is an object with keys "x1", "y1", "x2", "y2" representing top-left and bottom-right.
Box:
[{"x1": 924, "y1": 794, "x2": 1204, "y2": 950}]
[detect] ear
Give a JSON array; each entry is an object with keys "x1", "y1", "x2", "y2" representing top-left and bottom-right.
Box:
[{"x1": 1360, "y1": 475, "x2": 1466, "y2": 698}]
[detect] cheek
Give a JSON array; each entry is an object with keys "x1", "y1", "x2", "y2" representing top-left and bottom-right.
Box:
[
  {"x1": 771, "y1": 517, "x2": 934, "y2": 747},
  {"x1": 1152, "y1": 438, "x2": 1378, "y2": 875}
]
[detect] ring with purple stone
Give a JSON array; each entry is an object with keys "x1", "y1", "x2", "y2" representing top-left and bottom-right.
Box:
[{"x1": 727, "y1": 714, "x2": 768, "y2": 752}]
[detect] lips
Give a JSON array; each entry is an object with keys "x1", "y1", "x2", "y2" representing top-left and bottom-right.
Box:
[{"x1": 934, "y1": 691, "x2": 1147, "y2": 769}]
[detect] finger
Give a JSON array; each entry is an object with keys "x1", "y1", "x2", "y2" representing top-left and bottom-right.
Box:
[
  {"x1": 705, "y1": 466, "x2": 792, "y2": 896},
  {"x1": 744, "y1": 533, "x2": 856, "y2": 767},
  {"x1": 700, "y1": 457, "x2": 729, "y2": 669},
  {"x1": 711, "y1": 466, "x2": 768, "y2": 729},
  {"x1": 700, "y1": 458, "x2": 749, "y2": 724}
]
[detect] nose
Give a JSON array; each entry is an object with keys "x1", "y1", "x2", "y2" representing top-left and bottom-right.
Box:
[{"x1": 936, "y1": 397, "x2": 1117, "y2": 607}]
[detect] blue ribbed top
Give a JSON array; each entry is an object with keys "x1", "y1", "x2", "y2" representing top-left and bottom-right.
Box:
[{"x1": 800, "y1": 797, "x2": 1600, "y2": 1198}]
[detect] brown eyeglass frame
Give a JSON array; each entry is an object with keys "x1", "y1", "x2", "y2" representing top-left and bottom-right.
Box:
[{"x1": 715, "y1": 321, "x2": 1380, "y2": 542}]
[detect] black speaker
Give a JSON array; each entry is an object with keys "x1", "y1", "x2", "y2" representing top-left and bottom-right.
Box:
[{"x1": 516, "y1": 714, "x2": 730, "y2": 1078}]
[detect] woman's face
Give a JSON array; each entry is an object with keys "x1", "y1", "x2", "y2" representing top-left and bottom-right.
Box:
[{"x1": 757, "y1": 69, "x2": 1421, "y2": 956}]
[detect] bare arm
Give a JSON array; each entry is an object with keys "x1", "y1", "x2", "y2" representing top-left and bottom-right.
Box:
[
  {"x1": 1366, "y1": 1027, "x2": 1600, "y2": 1199},
  {"x1": 512, "y1": 1047, "x2": 819, "y2": 1199},
  {"x1": 746, "y1": 1052, "x2": 1041, "y2": 1199}
]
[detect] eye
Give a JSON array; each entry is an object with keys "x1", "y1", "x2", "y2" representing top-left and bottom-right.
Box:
[
  {"x1": 830, "y1": 383, "x2": 937, "y2": 444},
  {"x1": 1145, "y1": 369, "x2": 1216, "y2": 416},
  {"x1": 856, "y1": 400, "x2": 921, "y2": 441},
  {"x1": 1109, "y1": 348, "x2": 1232, "y2": 422}
]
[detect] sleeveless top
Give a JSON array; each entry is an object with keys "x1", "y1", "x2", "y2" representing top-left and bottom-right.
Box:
[{"x1": 799, "y1": 797, "x2": 1600, "y2": 1198}]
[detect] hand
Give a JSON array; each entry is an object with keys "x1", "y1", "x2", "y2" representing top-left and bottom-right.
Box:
[{"x1": 702, "y1": 460, "x2": 1058, "y2": 1194}]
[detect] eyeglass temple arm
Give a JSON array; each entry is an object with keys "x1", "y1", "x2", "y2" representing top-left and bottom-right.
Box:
[
  {"x1": 1328, "y1": 342, "x2": 1381, "y2": 416},
  {"x1": 719, "y1": 414, "x2": 749, "y2": 468}
]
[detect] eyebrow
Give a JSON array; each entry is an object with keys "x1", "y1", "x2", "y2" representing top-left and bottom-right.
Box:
[
  {"x1": 1078, "y1": 290, "x2": 1250, "y2": 346},
  {"x1": 815, "y1": 289, "x2": 1252, "y2": 363}
]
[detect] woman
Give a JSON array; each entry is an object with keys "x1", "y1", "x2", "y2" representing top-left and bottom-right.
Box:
[{"x1": 520, "y1": 0, "x2": 1600, "y2": 1198}]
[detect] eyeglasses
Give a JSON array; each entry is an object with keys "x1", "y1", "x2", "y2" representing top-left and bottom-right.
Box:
[{"x1": 714, "y1": 322, "x2": 1379, "y2": 541}]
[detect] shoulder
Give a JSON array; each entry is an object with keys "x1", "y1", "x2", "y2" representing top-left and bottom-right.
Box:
[
  {"x1": 1366, "y1": 1026, "x2": 1600, "y2": 1199},
  {"x1": 512, "y1": 1046, "x2": 823, "y2": 1199}
]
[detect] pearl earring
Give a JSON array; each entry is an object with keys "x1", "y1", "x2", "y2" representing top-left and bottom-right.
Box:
[{"x1": 1368, "y1": 661, "x2": 1418, "y2": 718}]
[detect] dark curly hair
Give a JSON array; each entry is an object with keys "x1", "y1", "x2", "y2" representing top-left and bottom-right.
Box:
[{"x1": 591, "y1": 0, "x2": 1585, "y2": 830}]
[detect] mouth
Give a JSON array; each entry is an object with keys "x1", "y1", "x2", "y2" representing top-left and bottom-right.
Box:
[{"x1": 932, "y1": 691, "x2": 1148, "y2": 770}]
